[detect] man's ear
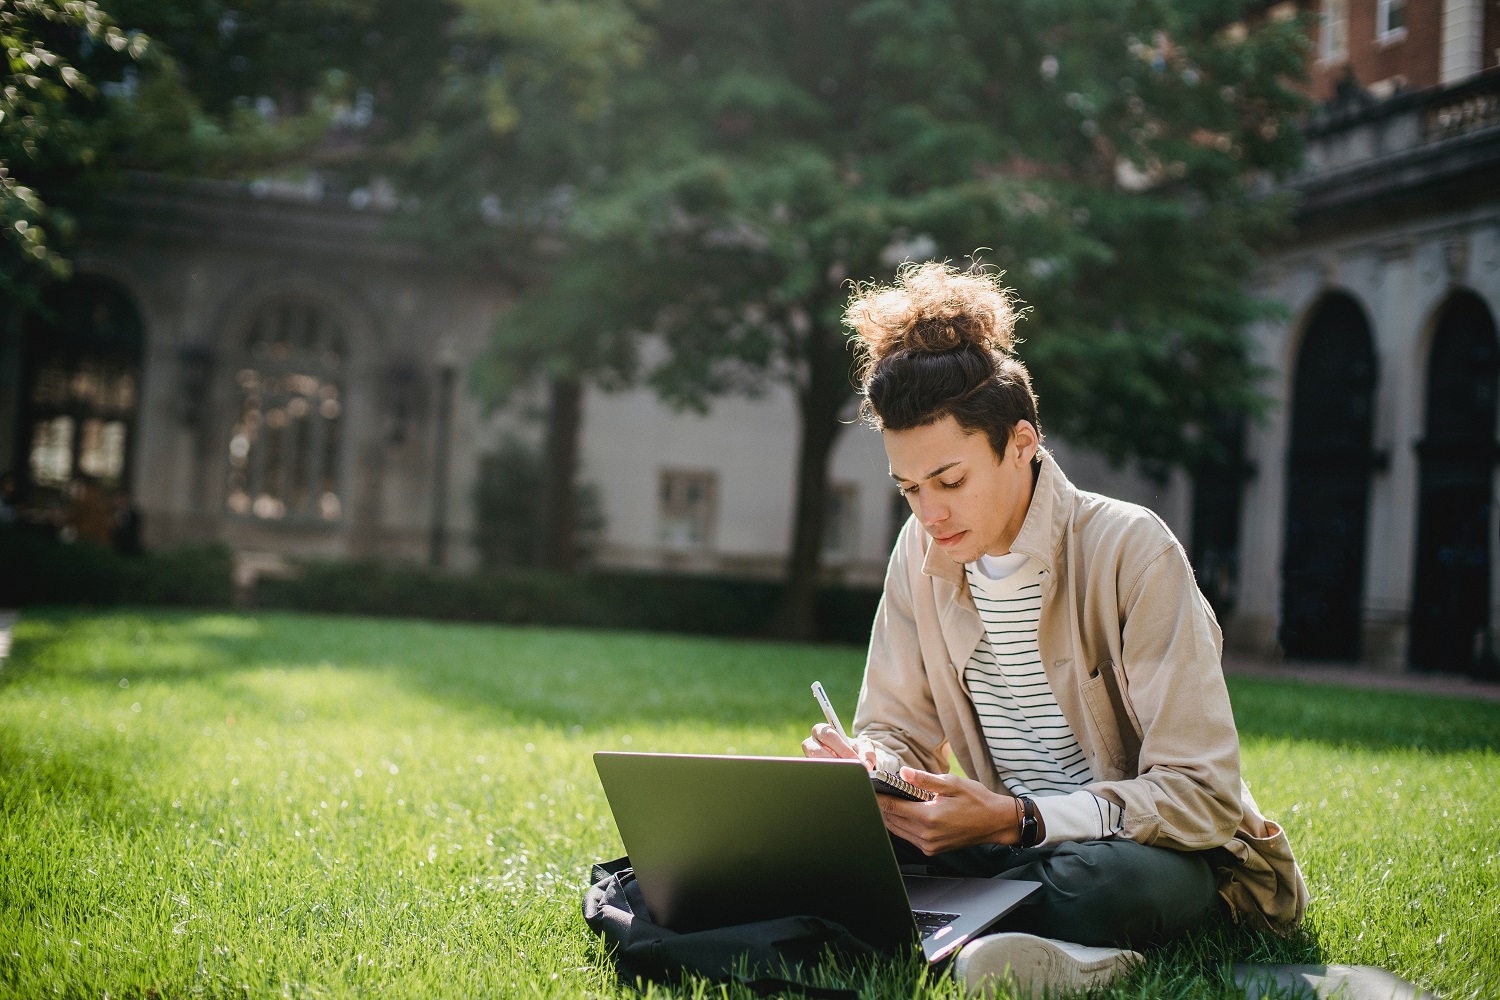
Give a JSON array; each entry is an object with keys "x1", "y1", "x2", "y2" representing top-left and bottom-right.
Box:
[{"x1": 1011, "y1": 420, "x2": 1039, "y2": 465}]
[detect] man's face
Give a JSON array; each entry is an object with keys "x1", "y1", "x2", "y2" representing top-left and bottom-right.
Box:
[{"x1": 884, "y1": 414, "x2": 1039, "y2": 565}]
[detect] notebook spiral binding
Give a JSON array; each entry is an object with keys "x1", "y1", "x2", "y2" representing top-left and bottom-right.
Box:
[{"x1": 870, "y1": 769, "x2": 937, "y2": 802}]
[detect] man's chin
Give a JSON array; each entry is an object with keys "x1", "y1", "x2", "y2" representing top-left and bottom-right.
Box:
[{"x1": 936, "y1": 540, "x2": 982, "y2": 564}]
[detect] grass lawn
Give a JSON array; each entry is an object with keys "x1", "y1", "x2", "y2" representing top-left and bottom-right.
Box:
[{"x1": 1, "y1": 609, "x2": 1496, "y2": 999}]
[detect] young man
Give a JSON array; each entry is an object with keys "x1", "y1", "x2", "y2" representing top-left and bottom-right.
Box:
[{"x1": 802, "y1": 262, "x2": 1306, "y2": 995}]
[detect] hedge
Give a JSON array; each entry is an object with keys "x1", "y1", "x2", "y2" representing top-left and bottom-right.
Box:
[
  {"x1": 255, "y1": 561, "x2": 881, "y2": 644},
  {"x1": 1, "y1": 525, "x2": 235, "y2": 608},
  {"x1": 2, "y1": 526, "x2": 881, "y2": 644}
]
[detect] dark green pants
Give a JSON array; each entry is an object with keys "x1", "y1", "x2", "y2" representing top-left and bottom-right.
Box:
[{"x1": 891, "y1": 836, "x2": 1222, "y2": 948}]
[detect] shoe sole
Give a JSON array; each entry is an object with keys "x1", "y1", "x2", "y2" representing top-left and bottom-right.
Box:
[{"x1": 953, "y1": 932, "x2": 1140, "y2": 997}]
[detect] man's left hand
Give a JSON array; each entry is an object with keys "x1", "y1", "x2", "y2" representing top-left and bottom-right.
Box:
[{"x1": 876, "y1": 768, "x2": 1024, "y2": 854}]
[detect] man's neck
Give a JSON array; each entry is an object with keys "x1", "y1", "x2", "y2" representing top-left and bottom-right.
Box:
[{"x1": 988, "y1": 458, "x2": 1040, "y2": 557}]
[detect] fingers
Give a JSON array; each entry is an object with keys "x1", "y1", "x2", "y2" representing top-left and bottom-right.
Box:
[
  {"x1": 877, "y1": 771, "x2": 1002, "y2": 855},
  {"x1": 898, "y1": 767, "x2": 956, "y2": 792},
  {"x1": 802, "y1": 724, "x2": 858, "y2": 760},
  {"x1": 810, "y1": 722, "x2": 858, "y2": 755},
  {"x1": 801, "y1": 736, "x2": 839, "y2": 758}
]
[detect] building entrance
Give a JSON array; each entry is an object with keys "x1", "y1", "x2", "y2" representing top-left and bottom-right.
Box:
[
  {"x1": 1280, "y1": 294, "x2": 1377, "y2": 660},
  {"x1": 13, "y1": 276, "x2": 145, "y2": 542},
  {"x1": 1411, "y1": 292, "x2": 1500, "y2": 678}
]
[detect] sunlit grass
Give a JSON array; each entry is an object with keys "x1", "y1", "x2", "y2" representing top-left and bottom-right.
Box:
[{"x1": 1, "y1": 609, "x2": 1496, "y2": 999}]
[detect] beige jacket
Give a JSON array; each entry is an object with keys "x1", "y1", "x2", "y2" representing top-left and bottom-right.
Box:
[{"x1": 851, "y1": 450, "x2": 1309, "y2": 930}]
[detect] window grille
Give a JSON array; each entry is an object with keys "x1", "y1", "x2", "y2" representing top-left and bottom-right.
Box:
[
  {"x1": 1320, "y1": 0, "x2": 1348, "y2": 61},
  {"x1": 226, "y1": 297, "x2": 346, "y2": 522},
  {"x1": 1376, "y1": 0, "x2": 1406, "y2": 41},
  {"x1": 25, "y1": 359, "x2": 137, "y2": 490},
  {"x1": 822, "y1": 483, "x2": 859, "y2": 560},
  {"x1": 659, "y1": 470, "x2": 717, "y2": 551}
]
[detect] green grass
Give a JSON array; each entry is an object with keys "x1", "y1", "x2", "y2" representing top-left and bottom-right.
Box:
[{"x1": 1, "y1": 609, "x2": 1496, "y2": 999}]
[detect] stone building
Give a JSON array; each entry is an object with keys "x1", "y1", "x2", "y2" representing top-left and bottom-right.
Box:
[
  {"x1": 1219, "y1": 2, "x2": 1500, "y2": 676},
  {"x1": 1, "y1": 176, "x2": 506, "y2": 574}
]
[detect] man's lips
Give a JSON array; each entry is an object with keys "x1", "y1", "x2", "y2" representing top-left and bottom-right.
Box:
[{"x1": 932, "y1": 530, "x2": 967, "y2": 547}]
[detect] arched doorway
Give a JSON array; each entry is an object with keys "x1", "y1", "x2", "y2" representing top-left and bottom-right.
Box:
[
  {"x1": 1280, "y1": 294, "x2": 1378, "y2": 660},
  {"x1": 13, "y1": 276, "x2": 145, "y2": 541},
  {"x1": 1410, "y1": 292, "x2": 1500, "y2": 678}
]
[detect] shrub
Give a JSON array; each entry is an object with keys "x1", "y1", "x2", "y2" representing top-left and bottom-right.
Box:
[
  {"x1": 0, "y1": 525, "x2": 234, "y2": 607},
  {"x1": 1, "y1": 523, "x2": 880, "y2": 643}
]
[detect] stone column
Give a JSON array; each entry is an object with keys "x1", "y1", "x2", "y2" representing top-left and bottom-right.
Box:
[{"x1": 1361, "y1": 239, "x2": 1420, "y2": 672}]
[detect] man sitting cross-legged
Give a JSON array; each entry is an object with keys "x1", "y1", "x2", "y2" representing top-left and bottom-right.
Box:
[{"x1": 802, "y1": 262, "x2": 1307, "y2": 995}]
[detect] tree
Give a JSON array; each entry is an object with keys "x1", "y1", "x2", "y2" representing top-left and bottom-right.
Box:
[
  {"x1": 0, "y1": 0, "x2": 148, "y2": 296},
  {"x1": 2, "y1": 0, "x2": 390, "y2": 296},
  {"x1": 491, "y1": 0, "x2": 1308, "y2": 637},
  {"x1": 373, "y1": 0, "x2": 651, "y2": 572}
]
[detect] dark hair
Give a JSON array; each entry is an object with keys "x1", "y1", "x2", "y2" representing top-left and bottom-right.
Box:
[{"x1": 846, "y1": 261, "x2": 1040, "y2": 459}]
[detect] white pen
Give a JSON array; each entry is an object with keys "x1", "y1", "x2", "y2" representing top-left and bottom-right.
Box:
[{"x1": 810, "y1": 681, "x2": 848, "y2": 740}]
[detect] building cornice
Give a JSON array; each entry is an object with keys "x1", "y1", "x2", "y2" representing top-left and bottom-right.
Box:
[{"x1": 81, "y1": 173, "x2": 434, "y2": 266}]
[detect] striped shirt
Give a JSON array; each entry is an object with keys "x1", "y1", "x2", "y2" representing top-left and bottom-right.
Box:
[{"x1": 965, "y1": 552, "x2": 1124, "y2": 845}]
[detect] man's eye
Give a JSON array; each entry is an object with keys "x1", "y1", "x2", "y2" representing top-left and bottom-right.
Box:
[
  {"x1": 940, "y1": 478, "x2": 965, "y2": 490},
  {"x1": 896, "y1": 484, "x2": 916, "y2": 497}
]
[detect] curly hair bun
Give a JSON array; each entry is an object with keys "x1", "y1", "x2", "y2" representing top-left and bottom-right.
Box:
[{"x1": 845, "y1": 260, "x2": 1019, "y2": 367}]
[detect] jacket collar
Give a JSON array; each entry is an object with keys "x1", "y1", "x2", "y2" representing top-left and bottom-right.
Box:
[{"x1": 920, "y1": 447, "x2": 1075, "y2": 584}]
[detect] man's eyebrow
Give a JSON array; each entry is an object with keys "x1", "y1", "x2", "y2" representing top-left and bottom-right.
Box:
[{"x1": 889, "y1": 461, "x2": 961, "y2": 484}]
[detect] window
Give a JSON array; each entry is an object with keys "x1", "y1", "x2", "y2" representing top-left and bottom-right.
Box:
[
  {"x1": 659, "y1": 470, "x2": 717, "y2": 551},
  {"x1": 1376, "y1": 0, "x2": 1406, "y2": 42},
  {"x1": 19, "y1": 277, "x2": 143, "y2": 500},
  {"x1": 226, "y1": 297, "x2": 346, "y2": 522},
  {"x1": 822, "y1": 483, "x2": 859, "y2": 561},
  {"x1": 1320, "y1": 0, "x2": 1348, "y2": 62}
]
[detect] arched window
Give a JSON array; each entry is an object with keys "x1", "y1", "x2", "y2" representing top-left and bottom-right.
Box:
[
  {"x1": 226, "y1": 296, "x2": 346, "y2": 522},
  {"x1": 18, "y1": 276, "x2": 144, "y2": 505}
]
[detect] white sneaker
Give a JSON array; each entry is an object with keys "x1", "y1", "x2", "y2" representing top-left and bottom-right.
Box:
[{"x1": 951, "y1": 932, "x2": 1142, "y2": 997}]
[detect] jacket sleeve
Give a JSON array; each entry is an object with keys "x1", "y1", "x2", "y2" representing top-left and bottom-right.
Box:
[
  {"x1": 1085, "y1": 538, "x2": 1244, "y2": 851},
  {"x1": 851, "y1": 519, "x2": 952, "y2": 776}
]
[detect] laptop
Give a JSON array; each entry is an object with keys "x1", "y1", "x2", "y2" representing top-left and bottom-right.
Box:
[{"x1": 593, "y1": 751, "x2": 1040, "y2": 963}]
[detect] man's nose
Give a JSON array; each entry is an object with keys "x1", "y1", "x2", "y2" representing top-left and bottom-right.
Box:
[{"x1": 916, "y1": 495, "x2": 948, "y2": 525}]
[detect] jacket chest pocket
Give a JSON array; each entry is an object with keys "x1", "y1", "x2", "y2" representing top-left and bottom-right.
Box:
[{"x1": 1079, "y1": 666, "x2": 1130, "y2": 777}]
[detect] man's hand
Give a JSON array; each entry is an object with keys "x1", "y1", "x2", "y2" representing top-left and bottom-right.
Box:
[
  {"x1": 876, "y1": 768, "x2": 1028, "y2": 854},
  {"x1": 800, "y1": 724, "x2": 879, "y2": 769}
]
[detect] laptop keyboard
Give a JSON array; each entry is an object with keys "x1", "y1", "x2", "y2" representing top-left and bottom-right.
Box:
[{"x1": 912, "y1": 910, "x2": 961, "y2": 937}]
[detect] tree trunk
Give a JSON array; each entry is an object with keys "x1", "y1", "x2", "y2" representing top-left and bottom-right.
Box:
[
  {"x1": 767, "y1": 323, "x2": 851, "y2": 640},
  {"x1": 539, "y1": 374, "x2": 583, "y2": 572}
]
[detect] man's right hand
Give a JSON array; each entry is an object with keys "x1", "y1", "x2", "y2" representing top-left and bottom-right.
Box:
[{"x1": 801, "y1": 724, "x2": 880, "y2": 769}]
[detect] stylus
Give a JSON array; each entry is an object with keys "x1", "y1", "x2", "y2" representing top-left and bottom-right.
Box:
[{"x1": 811, "y1": 681, "x2": 848, "y2": 740}]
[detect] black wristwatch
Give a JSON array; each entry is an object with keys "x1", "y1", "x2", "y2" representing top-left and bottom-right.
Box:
[{"x1": 1018, "y1": 796, "x2": 1040, "y2": 848}]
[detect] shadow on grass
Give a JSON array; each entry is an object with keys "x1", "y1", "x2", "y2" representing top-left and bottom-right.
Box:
[
  {"x1": 1226, "y1": 676, "x2": 1500, "y2": 755},
  {"x1": 9, "y1": 609, "x2": 1498, "y2": 755},
  {"x1": 3, "y1": 607, "x2": 868, "y2": 733}
]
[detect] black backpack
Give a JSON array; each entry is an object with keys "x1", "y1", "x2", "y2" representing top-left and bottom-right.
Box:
[{"x1": 582, "y1": 857, "x2": 878, "y2": 998}]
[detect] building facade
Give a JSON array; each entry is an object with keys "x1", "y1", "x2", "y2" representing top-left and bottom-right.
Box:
[
  {"x1": 1221, "y1": 2, "x2": 1500, "y2": 676},
  {"x1": 1, "y1": 176, "x2": 506, "y2": 574}
]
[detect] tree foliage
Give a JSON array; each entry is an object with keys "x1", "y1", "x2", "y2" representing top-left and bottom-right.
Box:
[
  {"x1": 475, "y1": 0, "x2": 1309, "y2": 633},
  {"x1": 0, "y1": 0, "x2": 146, "y2": 292}
]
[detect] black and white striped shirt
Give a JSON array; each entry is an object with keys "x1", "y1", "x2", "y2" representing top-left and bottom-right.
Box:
[{"x1": 965, "y1": 552, "x2": 1124, "y2": 845}]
